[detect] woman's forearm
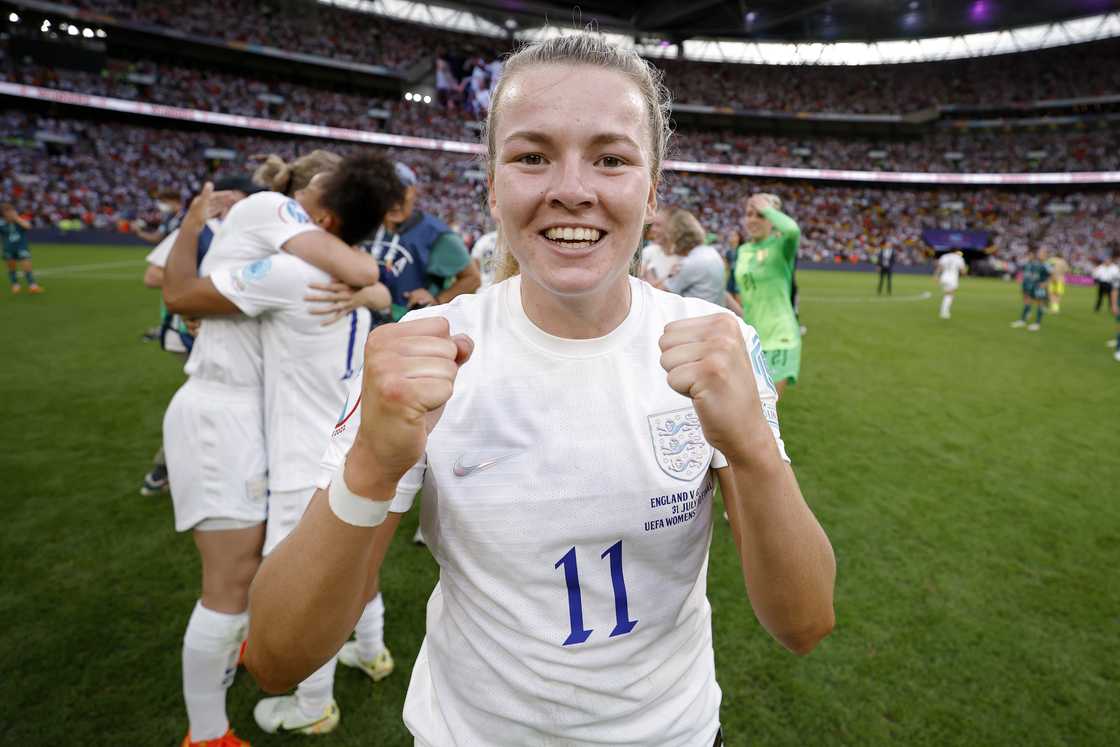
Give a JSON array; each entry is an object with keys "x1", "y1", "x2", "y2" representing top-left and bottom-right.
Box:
[
  {"x1": 245, "y1": 488, "x2": 399, "y2": 692},
  {"x1": 718, "y1": 453, "x2": 835, "y2": 655}
]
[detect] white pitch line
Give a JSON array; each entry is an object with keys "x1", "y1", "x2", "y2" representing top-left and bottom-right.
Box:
[
  {"x1": 35, "y1": 258, "x2": 147, "y2": 277},
  {"x1": 802, "y1": 291, "x2": 932, "y2": 304}
]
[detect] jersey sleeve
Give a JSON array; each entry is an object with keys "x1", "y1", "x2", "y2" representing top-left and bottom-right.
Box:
[
  {"x1": 761, "y1": 207, "x2": 800, "y2": 263},
  {"x1": 146, "y1": 229, "x2": 177, "y2": 268},
  {"x1": 209, "y1": 254, "x2": 307, "y2": 317},
  {"x1": 241, "y1": 192, "x2": 323, "y2": 253},
  {"x1": 427, "y1": 232, "x2": 471, "y2": 280},
  {"x1": 315, "y1": 370, "x2": 425, "y2": 514},
  {"x1": 711, "y1": 318, "x2": 790, "y2": 467}
]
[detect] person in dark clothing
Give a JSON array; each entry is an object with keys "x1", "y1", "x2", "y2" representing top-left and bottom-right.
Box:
[{"x1": 877, "y1": 246, "x2": 896, "y2": 296}]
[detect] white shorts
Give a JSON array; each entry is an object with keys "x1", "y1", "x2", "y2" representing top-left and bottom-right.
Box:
[
  {"x1": 263, "y1": 487, "x2": 316, "y2": 555},
  {"x1": 164, "y1": 378, "x2": 268, "y2": 532},
  {"x1": 940, "y1": 278, "x2": 959, "y2": 293}
]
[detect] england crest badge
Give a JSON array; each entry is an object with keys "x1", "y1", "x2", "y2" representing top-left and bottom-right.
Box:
[{"x1": 648, "y1": 408, "x2": 712, "y2": 482}]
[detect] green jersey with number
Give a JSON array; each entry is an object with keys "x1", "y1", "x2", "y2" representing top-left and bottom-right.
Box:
[{"x1": 733, "y1": 207, "x2": 801, "y2": 351}]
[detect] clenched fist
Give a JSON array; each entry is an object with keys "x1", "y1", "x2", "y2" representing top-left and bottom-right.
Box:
[
  {"x1": 659, "y1": 313, "x2": 772, "y2": 465},
  {"x1": 345, "y1": 317, "x2": 473, "y2": 497}
]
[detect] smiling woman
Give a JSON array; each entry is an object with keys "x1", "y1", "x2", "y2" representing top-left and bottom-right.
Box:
[{"x1": 246, "y1": 32, "x2": 836, "y2": 747}]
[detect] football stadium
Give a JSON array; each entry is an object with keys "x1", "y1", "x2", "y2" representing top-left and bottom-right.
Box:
[{"x1": 2, "y1": 1, "x2": 1119, "y2": 745}]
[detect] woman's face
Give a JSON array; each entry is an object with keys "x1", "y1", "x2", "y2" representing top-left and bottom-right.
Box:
[
  {"x1": 489, "y1": 64, "x2": 657, "y2": 301},
  {"x1": 294, "y1": 172, "x2": 338, "y2": 236},
  {"x1": 742, "y1": 204, "x2": 770, "y2": 241}
]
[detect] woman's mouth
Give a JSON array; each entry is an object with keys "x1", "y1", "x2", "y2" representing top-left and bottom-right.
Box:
[{"x1": 540, "y1": 226, "x2": 607, "y2": 250}]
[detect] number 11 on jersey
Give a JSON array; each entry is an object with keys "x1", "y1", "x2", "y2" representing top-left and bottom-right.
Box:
[{"x1": 554, "y1": 540, "x2": 638, "y2": 646}]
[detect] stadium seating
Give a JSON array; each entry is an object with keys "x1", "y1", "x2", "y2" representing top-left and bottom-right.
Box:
[
  {"x1": 3, "y1": 113, "x2": 1115, "y2": 271},
  {"x1": 3, "y1": 56, "x2": 1117, "y2": 173}
]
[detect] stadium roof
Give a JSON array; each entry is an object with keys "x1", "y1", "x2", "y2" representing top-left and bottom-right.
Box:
[
  {"x1": 322, "y1": 1, "x2": 1120, "y2": 64},
  {"x1": 442, "y1": 0, "x2": 1120, "y2": 43}
]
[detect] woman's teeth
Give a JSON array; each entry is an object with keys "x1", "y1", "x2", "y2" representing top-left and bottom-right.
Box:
[{"x1": 543, "y1": 227, "x2": 602, "y2": 243}]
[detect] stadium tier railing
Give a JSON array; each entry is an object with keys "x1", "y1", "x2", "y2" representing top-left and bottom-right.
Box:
[{"x1": 4, "y1": 81, "x2": 1119, "y2": 186}]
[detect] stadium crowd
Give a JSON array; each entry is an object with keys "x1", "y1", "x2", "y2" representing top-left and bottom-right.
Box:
[
  {"x1": 657, "y1": 38, "x2": 1120, "y2": 113},
  {"x1": 4, "y1": 55, "x2": 1118, "y2": 173},
  {"x1": 38, "y1": 2, "x2": 1120, "y2": 113},
  {"x1": 3, "y1": 113, "x2": 1115, "y2": 271},
  {"x1": 66, "y1": 0, "x2": 498, "y2": 72}
]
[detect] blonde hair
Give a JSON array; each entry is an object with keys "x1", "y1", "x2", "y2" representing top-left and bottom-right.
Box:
[
  {"x1": 663, "y1": 207, "x2": 705, "y2": 256},
  {"x1": 252, "y1": 149, "x2": 341, "y2": 195},
  {"x1": 485, "y1": 33, "x2": 673, "y2": 281}
]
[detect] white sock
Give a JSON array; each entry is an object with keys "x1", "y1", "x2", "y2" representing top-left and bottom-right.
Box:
[
  {"x1": 182, "y1": 602, "x2": 248, "y2": 741},
  {"x1": 295, "y1": 655, "x2": 338, "y2": 718},
  {"x1": 940, "y1": 296, "x2": 953, "y2": 316},
  {"x1": 355, "y1": 593, "x2": 385, "y2": 661}
]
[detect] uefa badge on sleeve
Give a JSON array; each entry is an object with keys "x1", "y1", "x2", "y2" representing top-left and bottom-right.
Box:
[{"x1": 648, "y1": 408, "x2": 712, "y2": 482}]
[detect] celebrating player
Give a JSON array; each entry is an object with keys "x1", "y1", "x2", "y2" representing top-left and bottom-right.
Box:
[
  {"x1": 729, "y1": 192, "x2": 802, "y2": 398},
  {"x1": 1011, "y1": 247, "x2": 1051, "y2": 331},
  {"x1": 161, "y1": 151, "x2": 387, "y2": 747},
  {"x1": 2, "y1": 204, "x2": 40, "y2": 294},
  {"x1": 1046, "y1": 252, "x2": 1069, "y2": 313},
  {"x1": 935, "y1": 250, "x2": 967, "y2": 320},
  {"x1": 246, "y1": 34, "x2": 836, "y2": 746},
  {"x1": 645, "y1": 207, "x2": 726, "y2": 307}
]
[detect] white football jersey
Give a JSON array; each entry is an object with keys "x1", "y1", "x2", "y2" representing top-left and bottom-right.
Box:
[
  {"x1": 184, "y1": 192, "x2": 321, "y2": 388},
  {"x1": 145, "y1": 220, "x2": 222, "y2": 269},
  {"x1": 210, "y1": 252, "x2": 368, "y2": 492},
  {"x1": 319, "y1": 275, "x2": 788, "y2": 746},
  {"x1": 470, "y1": 231, "x2": 499, "y2": 290},
  {"x1": 937, "y1": 253, "x2": 967, "y2": 283},
  {"x1": 640, "y1": 241, "x2": 680, "y2": 282}
]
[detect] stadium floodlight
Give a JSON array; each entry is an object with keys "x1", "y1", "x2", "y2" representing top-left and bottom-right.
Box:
[
  {"x1": 95, "y1": 28, "x2": 106, "y2": 38},
  {"x1": 9, "y1": 12, "x2": 19, "y2": 22},
  {"x1": 422, "y1": 95, "x2": 432, "y2": 104},
  {"x1": 82, "y1": 27, "x2": 93, "y2": 38},
  {"x1": 67, "y1": 25, "x2": 78, "y2": 36},
  {"x1": 405, "y1": 92, "x2": 414, "y2": 101}
]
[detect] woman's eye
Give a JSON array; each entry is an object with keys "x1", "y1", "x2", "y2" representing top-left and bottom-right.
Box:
[
  {"x1": 518, "y1": 153, "x2": 544, "y2": 165},
  {"x1": 598, "y1": 155, "x2": 625, "y2": 168}
]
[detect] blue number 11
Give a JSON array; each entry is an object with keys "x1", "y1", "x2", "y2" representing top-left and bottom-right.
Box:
[{"x1": 554, "y1": 540, "x2": 638, "y2": 646}]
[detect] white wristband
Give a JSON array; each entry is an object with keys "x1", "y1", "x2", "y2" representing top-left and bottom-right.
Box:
[{"x1": 328, "y1": 462, "x2": 392, "y2": 528}]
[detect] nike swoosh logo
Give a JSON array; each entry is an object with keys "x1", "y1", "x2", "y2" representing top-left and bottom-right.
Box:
[
  {"x1": 278, "y1": 711, "x2": 333, "y2": 733},
  {"x1": 453, "y1": 453, "x2": 517, "y2": 477}
]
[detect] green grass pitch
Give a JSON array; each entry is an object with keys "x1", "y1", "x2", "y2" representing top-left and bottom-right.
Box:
[{"x1": 2, "y1": 244, "x2": 1117, "y2": 746}]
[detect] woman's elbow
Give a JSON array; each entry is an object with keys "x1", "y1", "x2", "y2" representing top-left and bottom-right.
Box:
[{"x1": 777, "y1": 609, "x2": 835, "y2": 656}]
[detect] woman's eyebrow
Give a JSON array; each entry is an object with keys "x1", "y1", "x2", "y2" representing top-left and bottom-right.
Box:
[{"x1": 502, "y1": 131, "x2": 642, "y2": 151}]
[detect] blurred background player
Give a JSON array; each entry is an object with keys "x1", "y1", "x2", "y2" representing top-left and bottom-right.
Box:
[
  {"x1": 935, "y1": 250, "x2": 967, "y2": 319},
  {"x1": 160, "y1": 150, "x2": 383, "y2": 747},
  {"x1": 2, "y1": 203, "x2": 39, "y2": 294},
  {"x1": 730, "y1": 192, "x2": 802, "y2": 399},
  {"x1": 1105, "y1": 246, "x2": 1120, "y2": 358},
  {"x1": 638, "y1": 205, "x2": 678, "y2": 283},
  {"x1": 1011, "y1": 247, "x2": 1051, "y2": 331},
  {"x1": 877, "y1": 245, "x2": 896, "y2": 296},
  {"x1": 362, "y1": 163, "x2": 479, "y2": 321},
  {"x1": 139, "y1": 175, "x2": 262, "y2": 497},
  {"x1": 470, "y1": 228, "x2": 499, "y2": 291},
  {"x1": 1092, "y1": 253, "x2": 1117, "y2": 313},
  {"x1": 1046, "y1": 251, "x2": 1069, "y2": 313},
  {"x1": 645, "y1": 207, "x2": 726, "y2": 307},
  {"x1": 162, "y1": 154, "x2": 402, "y2": 736},
  {"x1": 134, "y1": 188, "x2": 184, "y2": 245}
]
